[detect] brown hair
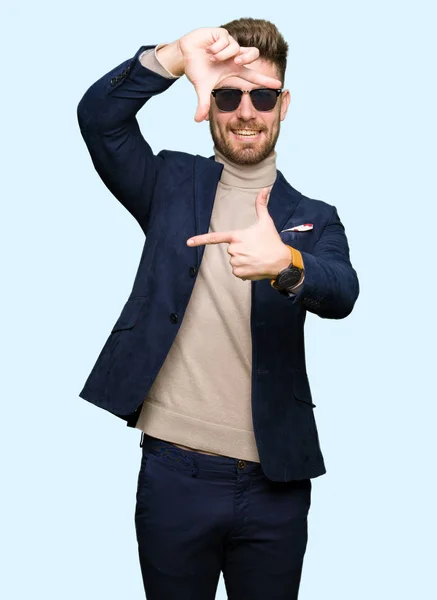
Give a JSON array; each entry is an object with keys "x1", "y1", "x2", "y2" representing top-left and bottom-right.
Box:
[{"x1": 219, "y1": 17, "x2": 288, "y2": 84}]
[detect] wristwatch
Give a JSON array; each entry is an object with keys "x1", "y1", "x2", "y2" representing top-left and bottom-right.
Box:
[{"x1": 271, "y1": 245, "x2": 304, "y2": 291}]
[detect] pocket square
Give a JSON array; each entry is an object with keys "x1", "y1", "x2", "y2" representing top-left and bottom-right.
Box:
[{"x1": 281, "y1": 223, "x2": 314, "y2": 232}]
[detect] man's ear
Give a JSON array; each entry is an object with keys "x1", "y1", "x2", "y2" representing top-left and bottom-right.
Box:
[{"x1": 280, "y1": 89, "x2": 291, "y2": 122}]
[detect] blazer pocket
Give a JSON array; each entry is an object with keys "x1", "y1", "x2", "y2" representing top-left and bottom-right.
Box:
[
  {"x1": 293, "y1": 368, "x2": 316, "y2": 407},
  {"x1": 111, "y1": 296, "x2": 148, "y2": 333}
]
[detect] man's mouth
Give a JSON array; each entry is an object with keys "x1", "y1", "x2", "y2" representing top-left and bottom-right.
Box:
[{"x1": 231, "y1": 128, "x2": 263, "y2": 140}]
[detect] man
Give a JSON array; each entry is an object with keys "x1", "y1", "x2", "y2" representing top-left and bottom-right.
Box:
[{"x1": 77, "y1": 19, "x2": 359, "y2": 600}]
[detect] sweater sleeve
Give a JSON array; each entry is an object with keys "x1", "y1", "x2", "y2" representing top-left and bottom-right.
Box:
[{"x1": 139, "y1": 44, "x2": 181, "y2": 79}]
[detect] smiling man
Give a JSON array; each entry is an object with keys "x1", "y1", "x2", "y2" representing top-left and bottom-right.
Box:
[
  {"x1": 208, "y1": 77, "x2": 288, "y2": 165},
  {"x1": 77, "y1": 18, "x2": 359, "y2": 600}
]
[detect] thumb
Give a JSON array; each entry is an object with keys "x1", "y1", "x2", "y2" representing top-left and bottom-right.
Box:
[
  {"x1": 194, "y1": 81, "x2": 211, "y2": 122},
  {"x1": 255, "y1": 187, "x2": 271, "y2": 220}
]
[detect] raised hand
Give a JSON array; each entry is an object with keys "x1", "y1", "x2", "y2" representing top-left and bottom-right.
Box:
[{"x1": 158, "y1": 27, "x2": 282, "y2": 123}]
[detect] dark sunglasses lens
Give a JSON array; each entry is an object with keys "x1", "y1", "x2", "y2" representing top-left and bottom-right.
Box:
[
  {"x1": 214, "y1": 89, "x2": 242, "y2": 111},
  {"x1": 251, "y1": 89, "x2": 278, "y2": 111}
]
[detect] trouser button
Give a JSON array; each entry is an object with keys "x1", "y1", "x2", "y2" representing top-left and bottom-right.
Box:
[{"x1": 237, "y1": 460, "x2": 246, "y2": 469}]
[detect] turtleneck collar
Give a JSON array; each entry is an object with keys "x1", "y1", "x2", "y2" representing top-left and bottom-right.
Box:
[{"x1": 213, "y1": 146, "x2": 277, "y2": 189}]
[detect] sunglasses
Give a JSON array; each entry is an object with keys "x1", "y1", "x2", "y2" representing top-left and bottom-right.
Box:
[{"x1": 211, "y1": 88, "x2": 283, "y2": 112}]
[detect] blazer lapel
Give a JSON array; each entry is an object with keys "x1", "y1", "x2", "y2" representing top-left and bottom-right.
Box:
[
  {"x1": 193, "y1": 155, "x2": 224, "y2": 264},
  {"x1": 267, "y1": 170, "x2": 302, "y2": 233}
]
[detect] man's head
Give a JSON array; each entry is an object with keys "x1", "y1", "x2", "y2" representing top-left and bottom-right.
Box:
[{"x1": 208, "y1": 18, "x2": 290, "y2": 165}]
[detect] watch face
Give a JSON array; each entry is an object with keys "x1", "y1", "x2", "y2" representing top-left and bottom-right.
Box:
[{"x1": 278, "y1": 266, "x2": 302, "y2": 288}]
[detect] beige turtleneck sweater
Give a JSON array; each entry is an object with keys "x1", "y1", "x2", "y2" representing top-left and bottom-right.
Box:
[
  {"x1": 135, "y1": 141, "x2": 278, "y2": 462},
  {"x1": 134, "y1": 47, "x2": 282, "y2": 461}
]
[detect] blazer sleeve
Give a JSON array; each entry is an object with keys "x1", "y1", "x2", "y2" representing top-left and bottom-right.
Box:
[
  {"x1": 77, "y1": 45, "x2": 179, "y2": 234},
  {"x1": 288, "y1": 206, "x2": 360, "y2": 319}
]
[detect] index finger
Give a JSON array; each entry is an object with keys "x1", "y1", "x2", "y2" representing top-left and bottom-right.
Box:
[
  {"x1": 236, "y1": 66, "x2": 282, "y2": 89},
  {"x1": 187, "y1": 232, "x2": 234, "y2": 246}
]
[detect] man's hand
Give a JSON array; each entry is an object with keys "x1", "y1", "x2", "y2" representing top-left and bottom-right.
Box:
[
  {"x1": 186, "y1": 188, "x2": 291, "y2": 281},
  {"x1": 157, "y1": 27, "x2": 282, "y2": 123}
]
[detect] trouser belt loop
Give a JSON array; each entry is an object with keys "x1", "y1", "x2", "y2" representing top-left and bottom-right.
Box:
[{"x1": 139, "y1": 432, "x2": 144, "y2": 448}]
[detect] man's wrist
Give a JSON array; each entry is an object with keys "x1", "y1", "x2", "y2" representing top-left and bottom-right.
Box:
[
  {"x1": 268, "y1": 243, "x2": 292, "y2": 280},
  {"x1": 269, "y1": 244, "x2": 305, "y2": 288},
  {"x1": 156, "y1": 41, "x2": 185, "y2": 77}
]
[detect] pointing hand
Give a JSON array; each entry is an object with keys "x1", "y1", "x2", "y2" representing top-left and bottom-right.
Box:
[{"x1": 186, "y1": 187, "x2": 291, "y2": 281}]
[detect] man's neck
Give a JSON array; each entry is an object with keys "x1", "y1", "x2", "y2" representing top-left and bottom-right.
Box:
[{"x1": 213, "y1": 147, "x2": 277, "y2": 189}]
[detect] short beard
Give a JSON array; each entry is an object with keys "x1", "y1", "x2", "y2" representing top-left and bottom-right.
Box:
[{"x1": 209, "y1": 117, "x2": 281, "y2": 166}]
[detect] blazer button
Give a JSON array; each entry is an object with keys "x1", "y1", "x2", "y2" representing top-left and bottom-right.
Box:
[
  {"x1": 189, "y1": 266, "x2": 197, "y2": 277},
  {"x1": 170, "y1": 313, "x2": 178, "y2": 324}
]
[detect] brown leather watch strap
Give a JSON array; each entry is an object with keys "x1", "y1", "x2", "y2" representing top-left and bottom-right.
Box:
[
  {"x1": 270, "y1": 245, "x2": 304, "y2": 286},
  {"x1": 286, "y1": 245, "x2": 304, "y2": 269}
]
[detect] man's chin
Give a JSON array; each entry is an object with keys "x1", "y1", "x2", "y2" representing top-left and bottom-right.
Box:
[
  {"x1": 211, "y1": 127, "x2": 275, "y2": 165},
  {"x1": 227, "y1": 146, "x2": 269, "y2": 166}
]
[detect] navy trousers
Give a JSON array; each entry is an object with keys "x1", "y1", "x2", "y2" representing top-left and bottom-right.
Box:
[{"x1": 135, "y1": 434, "x2": 312, "y2": 599}]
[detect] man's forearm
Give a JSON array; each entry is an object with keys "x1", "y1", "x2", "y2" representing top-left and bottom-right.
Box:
[
  {"x1": 76, "y1": 45, "x2": 180, "y2": 232},
  {"x1": 78, "y1": 45, "x2": 179, "y2": 134},
  {"x1": 287, "y1": 208, "x2": 359, "y2": 318},
  {"x1": 155, "y1": 41, "x2": 185, "y2": 77}
]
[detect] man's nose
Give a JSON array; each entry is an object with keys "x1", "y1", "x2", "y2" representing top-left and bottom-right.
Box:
[{"x1": 236, "y1": 92, "x2": 257, "y2": 120}]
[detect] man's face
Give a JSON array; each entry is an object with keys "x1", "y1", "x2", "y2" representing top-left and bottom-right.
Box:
[{"x1": 208, "y1": 58, "x2": 290, "y2": 165}]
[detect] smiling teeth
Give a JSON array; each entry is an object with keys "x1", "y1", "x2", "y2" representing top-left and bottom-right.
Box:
[{"x1": 234, "y1": 130, "x2": 259, "y2": 136}]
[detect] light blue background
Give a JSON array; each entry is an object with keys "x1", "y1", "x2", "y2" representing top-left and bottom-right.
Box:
[{"x1": 3, "y1": 1, "x2": 436, "y2": 598}]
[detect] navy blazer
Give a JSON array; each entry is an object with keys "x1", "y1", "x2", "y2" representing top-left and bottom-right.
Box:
[{"x1": 77, "y1": 45, "x2": 359, "y2": 482}]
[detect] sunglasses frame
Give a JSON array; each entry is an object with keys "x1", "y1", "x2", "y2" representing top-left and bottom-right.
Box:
[{"x1": 211, "y1": 88, "x2": 283, "y2": 112}]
